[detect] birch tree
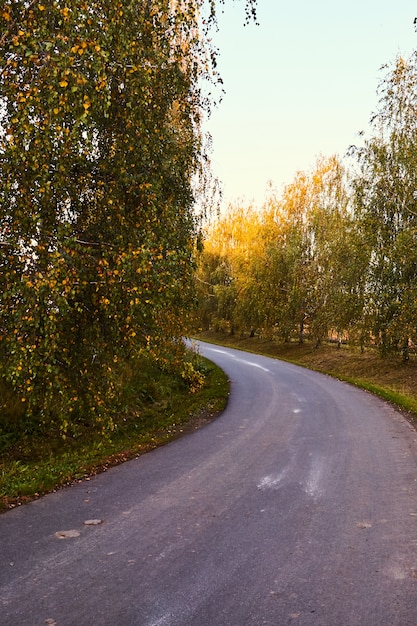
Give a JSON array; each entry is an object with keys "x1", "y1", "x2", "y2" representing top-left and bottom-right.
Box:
[
  {"x1": 0, "y1": 0, "x2": 257, "y2": 432},
  {"x1": 353, "y1": 54, "x2": 417, "y2": 356}
]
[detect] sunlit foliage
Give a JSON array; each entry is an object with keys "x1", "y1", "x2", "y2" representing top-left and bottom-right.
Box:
[
  {"x1": 197, "y1": 156, "x2": 358, "y2": 344},
  {"x1": 197, "y1": 50, "x2": 417, "y2": 359}
]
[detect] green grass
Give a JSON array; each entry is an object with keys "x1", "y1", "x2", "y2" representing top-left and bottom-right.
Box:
[
  {"x1": 4, "y1": 330, "x2": 416, "y2": 512},
  {"x1": 0, "y1": 354, "x2": 229, "y2": 512}
]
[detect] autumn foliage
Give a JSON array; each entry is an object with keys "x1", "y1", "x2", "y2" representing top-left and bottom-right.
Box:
[
  {"x1": 0, "y1": 0, "x2": 239, "y2": 433},
  {"x1": 197, "y1": 47, "x2": 417, "y2": 362},
  {"x1": 197, "y1": 156, "x2": 361, "y2": 347}
]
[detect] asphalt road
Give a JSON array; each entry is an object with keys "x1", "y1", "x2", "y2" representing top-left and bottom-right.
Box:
[{"x1": 1, "y1": 341, "x2": 417, "y2": 626}]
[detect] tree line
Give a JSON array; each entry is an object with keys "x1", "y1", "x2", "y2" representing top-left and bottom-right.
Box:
[{"x1": 196, "y1": 53, "x2": 417, "y2": 359}]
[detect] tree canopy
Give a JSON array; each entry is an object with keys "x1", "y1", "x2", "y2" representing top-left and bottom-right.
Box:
[{"x1": 0, "y1": 0, "x2": 257, "y2": 433}]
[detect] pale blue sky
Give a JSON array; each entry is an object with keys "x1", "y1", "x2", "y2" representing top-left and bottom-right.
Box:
[{"x1": 205, "y1": 0, "x2": 417, "y2": 207}]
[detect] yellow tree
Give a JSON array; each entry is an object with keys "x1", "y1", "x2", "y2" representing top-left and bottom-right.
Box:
[
  {"x1": 196, "y1": 204, "x2": 272, "y2": 334},
  {"x1": 258, "y1": 156, "x2": 360, "y2": 345}
]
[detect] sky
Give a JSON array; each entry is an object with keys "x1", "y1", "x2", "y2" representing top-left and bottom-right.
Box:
[{"x1": 204, "y1": 0, "x2": 417, "y2": 208}]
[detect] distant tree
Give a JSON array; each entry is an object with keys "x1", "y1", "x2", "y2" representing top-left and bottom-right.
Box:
[
  {"x1": 196, "y1": 205, "x2": 266, "y2": 334},
  {"x1": 300, "y1": 156, "x2": 362, "y2": 346},
  {"x1": 258, "y1": 156, "x2": 357, "y2": 346},
  {"x1": 352, "y1": 54, "x2": 417, "y2": 356},
  {"x1": 197, "y1": 157, "x2": 359, "y2": 345}
]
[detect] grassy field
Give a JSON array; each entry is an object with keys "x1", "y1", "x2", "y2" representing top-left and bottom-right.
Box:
[
  {"x1": 0, "y1": 354, "x2": 229, "y2": 512},
  {"x1": 196, "y1": 330, "x2": 417, "y2": 422}
]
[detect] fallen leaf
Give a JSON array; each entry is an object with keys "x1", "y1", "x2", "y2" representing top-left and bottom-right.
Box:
[{"x1": 83, "y1": 519, "x2": 103, "y2": 526}]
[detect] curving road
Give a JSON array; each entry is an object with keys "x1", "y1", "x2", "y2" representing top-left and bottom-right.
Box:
[{"x1": 1, "y1": 341, "x2": 417, "y2": 625}]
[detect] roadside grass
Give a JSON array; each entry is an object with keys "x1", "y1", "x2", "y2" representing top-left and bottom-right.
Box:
[
  {"x1": 0, "y1": 353, "x2": 229, "y2": 512},
  {"x1": 196, "y1": 330, "x2": 417, "y2": 424},
  {"x1": 3, "y1": 330, "x2": 416, "y2": 512}
]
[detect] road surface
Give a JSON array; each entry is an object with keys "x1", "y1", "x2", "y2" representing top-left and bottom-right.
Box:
[{"x1": 1, "y1": 340, "x2": 417, "y2": 625}]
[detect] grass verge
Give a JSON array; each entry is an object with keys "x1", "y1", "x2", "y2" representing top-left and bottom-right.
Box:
[
  {"x1": 0, "y1": 355, "x2": 229, "y2": 513},
  {"x1": 196, "y1": 330, "x2": 417, "y2": 424}
]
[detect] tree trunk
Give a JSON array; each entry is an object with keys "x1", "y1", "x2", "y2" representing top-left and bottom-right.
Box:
[{"x1": 402, "y1": 337, "x2": 410, "y2": 362}]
